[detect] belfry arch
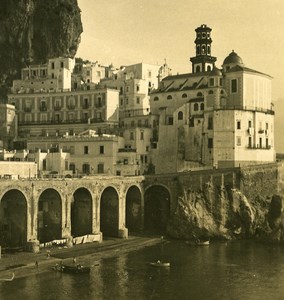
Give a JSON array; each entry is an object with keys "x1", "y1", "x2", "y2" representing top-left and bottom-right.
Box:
[
  {"x1": 125, "y1": 186, "x2": 142, "y2": 233},
  {"x1": 38, "y1": 188, "x2": 62, "y2": 243},
  {"x1": 100, "y1": 187, "x2": 119, "y2": 237},
  {"x1": 71, "y1": 188, "x2": 92, "y2": 237},
  {"x1": 144, "y1": 185, "x2": 170, "y2": 234},
  {"x1": 0, "y1": 189, "x2": 27, "y2": 249}
]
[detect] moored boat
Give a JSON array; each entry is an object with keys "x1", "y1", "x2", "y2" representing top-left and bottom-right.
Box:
[
  {"x1": 149, "y1": 261, "x2": 170, "y2": 268},
  {"x1": 53, "y1": 264, "x2": 90, "y2": 274}
]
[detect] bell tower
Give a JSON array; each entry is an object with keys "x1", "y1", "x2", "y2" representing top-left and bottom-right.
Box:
[{"x1": 190, "y1": 24, "x2": 217, "y2": 73}]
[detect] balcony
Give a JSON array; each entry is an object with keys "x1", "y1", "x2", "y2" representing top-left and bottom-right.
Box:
[
  {"x1": 247, "y1": 145, "x2": 271, "y2": 150},
  {"x1": 54, "y1": 106, "x2": 62, "y2": 111},
  {"x1": 39, "y1": 106, "x2": 47, "y2": 112}
]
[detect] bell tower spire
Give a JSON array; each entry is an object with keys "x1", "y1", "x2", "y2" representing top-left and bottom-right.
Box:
[{"x1": 190, "y1": 24, "x2": 217, "y2": 73}]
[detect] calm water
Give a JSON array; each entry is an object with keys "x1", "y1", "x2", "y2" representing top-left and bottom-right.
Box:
[{"x1": 1, "y1": 240, "x2": 284, "y2": 300}]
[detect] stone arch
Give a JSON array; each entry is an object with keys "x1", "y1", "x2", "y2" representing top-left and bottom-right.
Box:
[
  {"x1": 38, "y1": 188, "x2": 62, "y2": 243},
  {"x1": 144, "y1": 185, "x2": 171, "y2": 234},
  {"x1": 125, "y1": 185, "x2": 142, "y2": 233},
  {"x1": 71, "y1": 187, "x2": 93, "y2": 237},
  {"x1": 0, "y1": 189, "x2": 27, "y2": 249},
  {"x1": 100, "y1": 186, "x2": 119, "y2": 237}
]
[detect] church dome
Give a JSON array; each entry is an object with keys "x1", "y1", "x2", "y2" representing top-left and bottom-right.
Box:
[
  {"x1": 210, "y1": 67, "x2": 222, "y2": 76},
  {"x1": 223, "y1": 50, "x2": 244, "y2": 66}
]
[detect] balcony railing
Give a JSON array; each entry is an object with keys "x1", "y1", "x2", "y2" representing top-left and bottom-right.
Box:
[
  {"x1": 39, "y1": 106, "x2": 47, "y2": 111},
  {"x1": 247, "y1": 145, "x2": 271, "y2": 150},
  {"x1": 54, "y1": 106, "x2": 62, "y2": 111}
]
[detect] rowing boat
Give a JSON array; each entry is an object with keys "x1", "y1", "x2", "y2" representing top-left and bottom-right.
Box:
[{"x1": 149, "y1": 261, "x2": 170, "y2": 268}]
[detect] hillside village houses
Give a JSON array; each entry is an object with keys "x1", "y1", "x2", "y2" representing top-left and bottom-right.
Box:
[{"x1": 0, "y1": 24, "x2": 275, "y2": 178}]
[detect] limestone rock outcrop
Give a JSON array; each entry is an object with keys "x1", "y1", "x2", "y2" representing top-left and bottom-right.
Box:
[
  {"x1": 167, "y1": 185, "x2": 283, "y2": 243},
  {"x1": 0, "y1": 0, "x2": 83, "y2": 100}
]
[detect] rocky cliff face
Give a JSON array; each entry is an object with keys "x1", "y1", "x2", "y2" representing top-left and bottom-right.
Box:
[
  {"x1": 167, "y1": 165, "x2": 284, "y2": 244},
  {"x1": 0, "y1": 0, "x2": 83, "y2": 100}
]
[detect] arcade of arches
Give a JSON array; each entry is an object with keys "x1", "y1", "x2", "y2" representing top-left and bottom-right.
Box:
[{"x1": 0, "y1": 179, "x2": 172, "y2": 251}]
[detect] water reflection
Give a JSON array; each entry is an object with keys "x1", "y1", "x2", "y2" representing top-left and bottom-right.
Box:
[{"x1": 1, "y1": 241, "x2": 284, "y2": 299}]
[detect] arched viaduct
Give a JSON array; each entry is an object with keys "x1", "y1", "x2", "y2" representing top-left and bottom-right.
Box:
[{"x1": 0, "y1": 168, "x2": 242, "y2": 251}]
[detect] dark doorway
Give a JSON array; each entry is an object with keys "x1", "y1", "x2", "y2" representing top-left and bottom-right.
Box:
[
  {"x1": 71, "y1": 188, "x2": 92, "y2": 237},
  {"x1": 38, "y1": 189, "x2": 62, "y2": 243},
  {"x1": 144, "y1": 186, "x2": 170, "y2": 234},
  {"x1": 0, "y1": 190, "x2": 27, "y2": 249},
  {"x1": 100, "y1": 187, "x2": 119, "y2": 237},
  {"x1": 126, "y1": 186, "x2": 142, "y2": 233}
]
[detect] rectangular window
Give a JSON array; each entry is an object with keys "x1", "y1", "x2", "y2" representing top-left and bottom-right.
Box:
[
  {"x1": 82, "y1": 163, "x2": 90, "y2": 174},
  {"x1": 208, "y1": 117, "x2": 213, "y2": 130},
  {"x1": 130, "y1": 132, "x2": 134, "y2": 140},
  {"x1": 168, "y1": 117, "x2": 173, "y2": 125},
  {"x1": 259, "y1": 137, "x2": 262, "y2": 148},
  {"x1": 148, "y1": 71, "x2": 152, "y2": 77},
  {"x1": 248, "y1": 137, "x2": 252, "y2": 148},
  {"x1": 98, "y1": 163, "x2": 104, "y2": 174},
  {"x1": 43, "y1": 159, "x2": 47, "y2": 171},
  {"x1": 136, "y1": 97, "x2": 140, "y2": 104},
  {"x1": 208, "y1": 138, "x2": 213, "y2": 149},
  {"x1": 236, "y1": 136, "x2": 241, "y2": 146},
  {"x1": 60, "y1": 62, "x2": 64, "y2": 68},
  {"x1": 51, "y1": 62, "x2": 55, "y2": 69},
  {"x1": 231, "y1": 79, "x2": 237, "y2": 93},
  {"x1": 84, "y1": 146, "x2": 89, "y2": 154},
  {"x1": 136, "y1": 85, "x2": 140, "y2": 92},
  {"x1": 100, "y1": 145, "x2": 104, "y2": 154},
  {"x1": 209, "y1": 78, "x2": 214, "y2": 86},
  {"x1": 237, "y1": 120, "x2": 241, "y2": 129},
  {"x1": 266, "y1": 122, "x2": 269, "y2": 130},
  {"x1": 248, "y1": 120, "x2": 252, "y2": 128},
  {"x1": 219, "y1": 78, "x2": 223, "y2": 86},
  {"x1": 266, "y1": 138, "x2": 269, "y2": 148},
  {"x1": 140, "y1": 131, "x2": 144, "y2": 140}
]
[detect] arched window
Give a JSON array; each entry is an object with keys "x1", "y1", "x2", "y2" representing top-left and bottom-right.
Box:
[
  {"x1": 207, "y1": 66, "x2": 211, "y2": 71},
  {"x1": 196, "y1": 66, "x2": 201, "y2": 73},
  {"x1": 178, "y1": 111, "x2": 183, "y2": 120},
  {"x1": 220, "y1": 90, "x2": 224, "y2": 94},
  {"x1": 167, "y1": 95, "x2": 172, "y2": 100},
  {"x1": 154, "y1": 96, "x2": 159, "y2": 101},
  {"x1": 197, "y1": 45, "x2": 200, "y2": 55},
  {"x1": 197, "y1": 92, "x2": 203, "y2": 97},
  {"x1": 208, "y1": 90, "x2": 214, "y2": 95},
  {"x1": 207, "y1": 45, "x2": 211, "y2": 54},
  {"x1": 182, "y1": 93, "x2": 187, "y2": 98},
  {"x1": 200, "y1": 103, "x2": 204, "y2": 110},
  {"x1": 194, "y1": 103, "x2": 199, "y2": 111},
  {"x1": 201, "y1": 45, "x2": 206, "y2": 54}
]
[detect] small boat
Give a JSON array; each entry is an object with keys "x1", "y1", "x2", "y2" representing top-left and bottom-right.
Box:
[
  {"x1": 149, "y1": 261, "x2": 170, "y2": 268},
  {"x1": 0, "y1": 273, "x2": 15, "y2": 281},
  {"x1": 195, "y1": 240, "x2": 210, "y2": 246},
  {"x1": 53, "y1": 264, "x2": 90, "y2": 274}
]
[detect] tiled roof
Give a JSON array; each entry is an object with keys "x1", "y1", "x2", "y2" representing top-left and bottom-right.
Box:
[{"x1": 225, "y1": 65, "x2": 272, "y2": 78}]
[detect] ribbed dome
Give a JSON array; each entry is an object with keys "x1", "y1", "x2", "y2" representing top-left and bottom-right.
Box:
[
  {"x1": 210, "y1": 67, "x2": 222, "y2": 76},
  {"x1": 223, "y1": 50, "x2": 243, "y2": 66}
]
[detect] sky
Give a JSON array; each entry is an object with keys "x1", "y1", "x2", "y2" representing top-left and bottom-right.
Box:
[{"x1": 76, "y1": 0, "x2": 284, "y2": 102}]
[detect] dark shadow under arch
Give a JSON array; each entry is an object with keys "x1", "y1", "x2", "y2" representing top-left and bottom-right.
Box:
[
  {"x1": 0, "y1": 190, "x2": 27, "y2": 249},
  {"x1": 100, "y1": 187, "x2": 119, "y2": 237},
  {"x1": 126, "y1": 186, "x2": 142, "y2": 233},
  {"x1": 144, "y1": 185, "x2": 170, "y2": 234},
  {"x1": 71, "y1": 188, "x2": 92, "y2": 237},
  {"x1": 38, "y1": 188, "x2": 62, "y2": 243}
]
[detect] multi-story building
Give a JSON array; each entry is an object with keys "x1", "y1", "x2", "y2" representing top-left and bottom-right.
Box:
[
  {"x1": 8, "y1": 88, "x2": 119, "y2": 142},
  {"x1": 13, "y1": 57, "x2": 75, "y2": 94},
  {"x1": 0, "y1": 104, "x2": 16, "y2": 150},
  {"x1": 149, "y1": 24, "x2": 275, "y2": 174}
]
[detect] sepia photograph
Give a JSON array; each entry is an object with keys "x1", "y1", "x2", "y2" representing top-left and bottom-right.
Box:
[{"x1": 0, "y1": 0, "x2": 284, "y2": 299}]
